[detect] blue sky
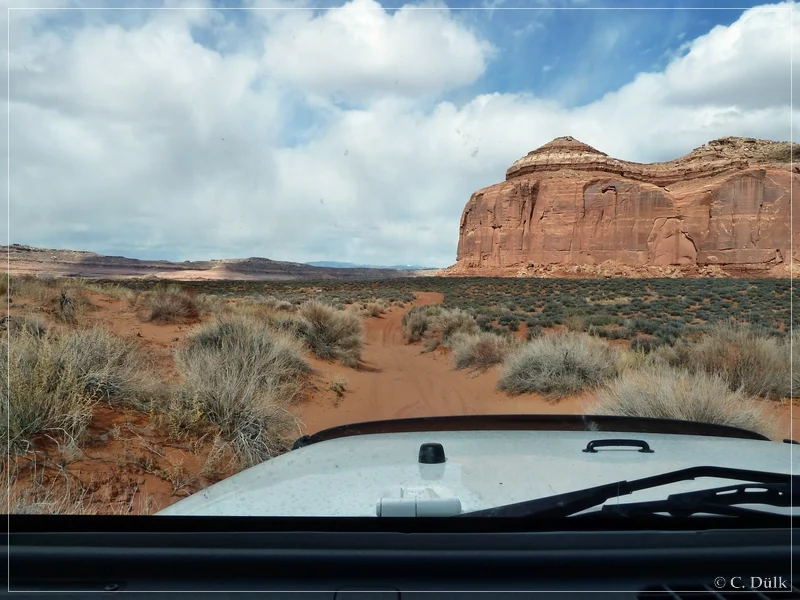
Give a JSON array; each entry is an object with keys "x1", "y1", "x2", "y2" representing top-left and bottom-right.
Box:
[{"x1": 3, "y1": 0, "x2": 796, "y2": 266}]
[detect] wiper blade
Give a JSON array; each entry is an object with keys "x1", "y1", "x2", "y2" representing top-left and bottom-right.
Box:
[
  {"x1": 600, "y1": 482, "x2": 795, "y2": 518},
  {"x1": 457, "y1": 466, "x2": 796, "y2": 518}
]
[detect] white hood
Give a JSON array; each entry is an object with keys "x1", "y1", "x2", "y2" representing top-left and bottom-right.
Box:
[{"x1": 158, "y1": 419, "x2": 795, "y2": 517}]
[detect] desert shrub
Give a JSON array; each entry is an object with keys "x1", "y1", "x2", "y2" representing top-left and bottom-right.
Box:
[
  {"x1": 60, "y1": 327, "x2": 150, "y2": 404},
  {"x1": 681, "y1": 321, "x2": 789, "y2": 398},
  {"x1": 402, "y1": 305, "x2": 444, "y2": 342},
  {"x1": 364, "y1": 302, "x2": 385, "y2": 317},
  {"x1": 1, "y1": 326, "x2": 148, "y2": 457},
  {"x1": 614, "y1": 348, "x2": 657, "y2": 374},
  {"x1": 193, "y1": 293, "x2": 230, "y2": 316},
  {"x1": 591, "y1": 365, "x2": 776, "y2": 438},
  {"x1": 142, "y1": 288, "x2": 199, "y2": 323},
  {"x1": 563, "y1": 315, "x2": 585, "y2": 332},
  {"x1": 526, "y1": 325, "x2": 543, "y2": 341},
  {"x1": 498, "y1": 314, "x2": 521, "y2": 331},
  {"x1": 630, "y1": 336, "x2": 661, "y2": 354},
  {"x1": 173, "y1": 315, "x2": 310, "y2": 466},
  {"x1": 298, "y1": 301, "x2": 364, "y2": 367},
  {"x1": 9, "y1": 275, "x2": 57, "y2": 304},
  {"x1": 497, "y1": 332, "x2": 617, "y2": 399},
  {"x1": 261, "y1": 296, "x2": 295, "y2": 312},
  {"x1": 124, "y1": 289, "x2": 142, "y2": 309},
  {"x1": 584, "y1": 314, "x2": 623, "y2": 327},
  {"x1": 449, "y1": 331, "x2": 516, "y2": 371},
  {"x1": 4, "y1": 315, "x2": 47, "y2": 338},
  {"x1": 54, "y1": 290, "x2": 78, "y2": 324},
  {"x1": 262, "y1": 312, "x2": 313, "y2": 338},
  {"x1": 477, "y1": 316, "x2": 493, "y2": 331},
  {"x1": 429, "y1": 308, "x2": 480, "y2": 345}
]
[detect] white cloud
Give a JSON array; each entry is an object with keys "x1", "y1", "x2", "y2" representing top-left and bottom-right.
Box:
[
  {"x1": 4, "y1": 1, "x2": 798, "y2": 267},
  {"x1": 260, "y1": 0, "x2": 495, "y2": 103},
  {"x1": 661, "y1": 3, "x2": 795, "y2": 109}
]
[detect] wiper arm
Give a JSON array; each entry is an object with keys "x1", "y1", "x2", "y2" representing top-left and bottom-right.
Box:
[
  {"x1": 600, "y1": 482, "x2": 795, "y2": 518},
  {"x1": 457, "y1": 466, "x2": 797, "y2": 518}
]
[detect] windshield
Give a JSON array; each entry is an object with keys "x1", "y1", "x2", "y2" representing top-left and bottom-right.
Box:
[{"x1": 3, "y1": 1, "x2": 797, "y2": 519}]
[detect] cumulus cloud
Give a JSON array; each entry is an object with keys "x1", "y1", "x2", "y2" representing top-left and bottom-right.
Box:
[
  {"x1": 661, "y1": 3, "x2": 794, "y2": 110},
  {"x1": 261, "y1": 0, "x2": 495, "y2": 103},
  {"x1": 4, "y1": 1, "x2": 798, "y2": 267}
]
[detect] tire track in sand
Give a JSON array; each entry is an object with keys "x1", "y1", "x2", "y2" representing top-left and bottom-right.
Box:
[{"x1": 295, "y1": 292, "x2": 586, "y2": 435}]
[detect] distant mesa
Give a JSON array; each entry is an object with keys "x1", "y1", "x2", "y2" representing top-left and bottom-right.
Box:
[
  {"x1": 451, "y1": 135, "x2": 799, "y2": 275},
  {"x1": 5, "y1": 245, "x2": 427, "y2": 281},
  {"x1": 306, "y1": 261, "x2": 437, "y2": 271}
]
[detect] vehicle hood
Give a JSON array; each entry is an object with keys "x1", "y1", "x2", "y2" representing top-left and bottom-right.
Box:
[{"x1": 157, "y1": 426, "x2": 794, "y2": 517}]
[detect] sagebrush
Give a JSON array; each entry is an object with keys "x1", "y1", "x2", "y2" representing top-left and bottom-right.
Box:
[
  {"x1": 591, "y1": 364, "x2": 776, "y2": 438},
  {"x1": 498, "y1": 332, "x2": 617, "y2": 399}
]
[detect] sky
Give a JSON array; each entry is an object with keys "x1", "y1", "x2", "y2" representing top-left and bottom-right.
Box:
[{"x1": 3, "y1": 0, "x2": 797, "y2": 267}]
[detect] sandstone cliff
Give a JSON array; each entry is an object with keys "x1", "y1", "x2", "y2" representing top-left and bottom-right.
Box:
[{"x1": 452, "y1": 136, "x2": 799, "y2": 275}]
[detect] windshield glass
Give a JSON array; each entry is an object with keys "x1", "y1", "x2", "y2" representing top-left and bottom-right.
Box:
[{"x1": 3, "y1": 1, "x2": 797, "y2": 518}]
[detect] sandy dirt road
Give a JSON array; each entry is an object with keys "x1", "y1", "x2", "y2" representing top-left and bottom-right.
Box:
[
  {"x1": 295, "y1": 292, "x2": 587, "y2": 435},
  {"x1": 295, "y1": 292, "x2": 799, "y2": 440}
]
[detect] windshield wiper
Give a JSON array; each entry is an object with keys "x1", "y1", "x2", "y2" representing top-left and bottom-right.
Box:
[
  {"x1": 457, "y1": 466, "x2": 797, "y2": 518},
  {"x1": 597, "y1": 482, "x2": 793, "y2": 518}
]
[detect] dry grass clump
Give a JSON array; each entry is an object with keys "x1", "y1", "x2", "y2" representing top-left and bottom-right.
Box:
[
  {"x1": 141, "y1": 287, "x2": 200, "y2": 323},
  {"x1": 402, "y1": 306, "x2": 481, "y2": 347},
  {"x1": 8, "y1": 274, "x2": 58, "y2": 304},
  {"x1": 262, "y1": 311, "x2": 314, "y2": 338},
  {"x1": 615, "y1": 347, "x2": 656, "y2": 374},
  {"x1": 449, "y1": 331, "x2": 517, "y2": 371},
  {"x1": 297, "y1": 301, "x2": 364, "y2": 367},
  {"x1": 5, "y1": 476, "x2": 101, "y2": 515},
  {"x1": 237, "y1": 295, "x2": 295, "y2": 318},
  {"x1": 3, "y1": 315, "x2": 47, "y2": 338},
  {"x1": 172, "y1": 315, "x2": 310, "y2": 466},
  {"x1": 364, "y1": 302, "x2": 386, "y2": 317},
  {"x1": 401, "y1": 305, "x2": 444, "y2": 342},
  {"x1": 263, "y1": 296, "x2": 295, "y2": 312},
  {"x1": 563, "y1": 315, "x2": 585, "y2": 332},
  {"x1": 430, "y1": 308, "x2": 480, "y2": 345},
  {"x1": 591, "y1": 364, "x2": 777, "y2": 439},
  {"x1": 498, "y1": 332, "x2": 617, "y2": 399},
  {"x1": 193, "y1": 293, "x2": 230, "y2": 317},
  {"x1": 660, "y1": 321, "x2": 789, "y2": 398},
  {"x1": 1, "y1": 326, "x2": 149, "y2": 457}
]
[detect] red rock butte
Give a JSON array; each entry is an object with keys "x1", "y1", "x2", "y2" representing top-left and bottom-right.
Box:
[{"x1": 453, "y1": 136, "x2": 799, "y2": 273}]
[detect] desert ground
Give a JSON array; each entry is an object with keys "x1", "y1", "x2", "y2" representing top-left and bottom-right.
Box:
[{"x1": 4, "y1": 275, "x2": 797, "y2": 515}]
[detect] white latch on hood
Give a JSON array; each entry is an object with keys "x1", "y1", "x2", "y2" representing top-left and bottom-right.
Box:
[
  {"x1": 376, "y1": 497, "x2": 462, "y2": 517},
  {"x1": 376, "y1": 486, "x2": 462, "y2": 516}
]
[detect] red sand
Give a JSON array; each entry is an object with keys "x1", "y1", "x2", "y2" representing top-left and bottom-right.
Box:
[{"x1": 7, "y1": 289, "x2": 797, "y2": 515}]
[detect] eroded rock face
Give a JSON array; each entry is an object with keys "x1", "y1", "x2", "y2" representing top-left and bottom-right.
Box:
[{"x1": 455, "y1": 136, "x2": 800, "y2": 272}]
